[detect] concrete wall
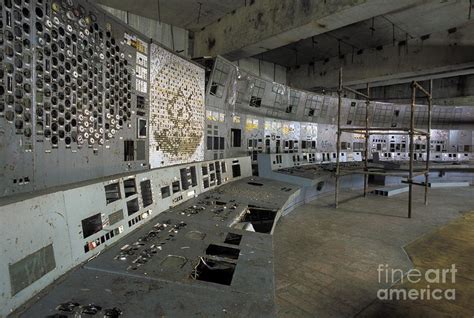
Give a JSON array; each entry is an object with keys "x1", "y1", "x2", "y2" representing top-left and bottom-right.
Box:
[
  {"x1": 288, "y1": 20, "x2": 474, "y2": 90},
  {"x1": 236, "y1": 57, "x2": 287, "y2": 85},
  {"x1": 363, "y1": 75, "x2": 474, "y2": 106},
  {"x1": 193, "y1": 0, "x2": 425, "y2": 60},
  {"x1": 100, "y1": 5, "x2": 189, "y2": 57}
]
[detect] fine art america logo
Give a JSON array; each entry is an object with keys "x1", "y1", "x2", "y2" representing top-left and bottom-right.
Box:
[{"x1": 377, "y1": 264, "x2": 457, "y2": 300}]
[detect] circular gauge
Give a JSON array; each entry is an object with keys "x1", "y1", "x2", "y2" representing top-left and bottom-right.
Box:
[
  {"x1": 13, "y1": 10, "x2": 22, "y2": 22},
  {"x1": 24, "y1": 127, "x2": 32, "y2": 137},
  {"x1": 14, "y1": 25, "x2": 22, "y2": 37},
  {"x1": 23, "y1": 23, "x2": 30, "y2": 34},
  {"x1": 5, "y1": 110, "x2": 15, "y2": 121},
  {"x1": 15, "y1": 103, "x2": 23, "y2": 114},
  {"x1": 52, "y1": 2, "x2": 60, "y2": 12},
  {"x1": 66, "y1": 11, "x2": 75, "y2": 20},
  {"x1": 14, "y1": 73, "x2": 23, "y2": 84},
  {"x1": 15, "y1": 119, "x2": 23, "y2": 129},
  {"x1": 5, "y1": 30, "x2": 14, "y2": 42},
  {"x1": 24, "y1": 83, "x2": 32, "y2": 93},
  {"x1": 15, "y1": 88, "x2": 23, "y2": 99},
  {"x1": 36, "y1": 6, "x2": 44, "y2": 18},
  {"x1": 22, "y1": 7, "x2": 29, "y2": 18}
]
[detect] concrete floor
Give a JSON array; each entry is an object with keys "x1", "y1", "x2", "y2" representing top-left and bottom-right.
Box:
[{"x1": 273, "y1": 186, "x2": 474, "y2": 317}]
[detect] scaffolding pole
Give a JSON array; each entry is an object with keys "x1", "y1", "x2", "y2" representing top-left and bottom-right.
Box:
[
  {"x1": 363, "y1": 83, "x2": 370, "y2": 197},
  {"x1": 408, "y1": 82, "x2": 416, "y2": 218},
  {"x1": 424, "y1": 80, "x2": 433, "y2": 205},
  {"x1": 334, "y1": 69, "x2": 432, "y2": 219},
  {"x1": 335, "y1": 68, "x2": 342, "y2": 208}
]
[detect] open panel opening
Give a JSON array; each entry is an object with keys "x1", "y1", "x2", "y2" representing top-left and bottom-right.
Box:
[
  {"x1": 190, "y1": 166, "x2": 198, "y2": 186},
  {"x1": 140, "y1": 180, "x2": 153, "y2": 207},
  {"x1": 161, "y1": 186, "x2": 171, "y2": 198},
  {"x1": 236, "y1": 207, "x2": 278, "y2": 234},
  {"x1": 205, "y1": 244, "x2": 240, "y2": 260},
  {"x1": 224, "y1": 233, "x2": 242, "y2": 246},
  {"x1": 126, "y1": 198, "x2": 140, "y2": 216},
  {"x1": 105, "y1": 183, "x2": 121, "y2": 204},
  {"x1": 232, "y1": 164, "x2": 241, "y2": 178},
  {"x1": 172, "y1": 181, "x2": 181, "y2": 193},
  {"x1": 124, "y1": 140, "x2": 134, "y2": 161},
  {"x1": 191, "y1": 257, "x2": 236, "y2": 286},
  {"x1": 123, "y1": 179, "x2": 137, "y2": 198},
  {"x1": 82, "y1": 213, "x2": 103, "y2": 239}
]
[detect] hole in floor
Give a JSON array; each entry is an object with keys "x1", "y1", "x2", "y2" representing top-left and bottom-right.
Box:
[
  {"x1": 205, "y1": 244, "x2": 240, "y2": 260},
  {"x1": 191, "y1": 257, "x2": 236, "y2": 286},
  {"x1": 235, "y1": 207, "x2": 278, "y2": 234},
  {"x1": 224, "y1": 233, "x2": 242, "y2": 245},
  {"x1": 247, "y1": 181, "x2": 263, "y2": 186}
]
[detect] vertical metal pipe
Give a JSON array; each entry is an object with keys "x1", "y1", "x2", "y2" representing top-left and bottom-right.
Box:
[
  {"x1": 335, "y1": 68, "x2": 342, "y2": 208},
  {"x1": 424, "y1": 80, "x2": 433, "y2": 205},
  {"x1": 364, "y1": 83, "x2": 370, "y2": 197},
  {"x1": 409, "y1": 82, "x2": 416, "y2": 218}
]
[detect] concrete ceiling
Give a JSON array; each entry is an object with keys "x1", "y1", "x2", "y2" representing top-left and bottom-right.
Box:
[
  {"x1": 258, "y1": 0, "x2": 472, "y2": 67},
  {"x1": 95, "y1": 0, "x2": 244, "y2": 31}
]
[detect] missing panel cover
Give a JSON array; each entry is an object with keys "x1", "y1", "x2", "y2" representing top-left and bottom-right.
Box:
[
  {"x1": 161, "y1": 186, "x2": 171, "y2": 198},
  {"x1": 205, "y1": 244, "x2": 240, "y2": 260},
  {"x1": 232, "y1": 164, "x2": 241, "y2": 178},
  {"x1": 137, "y1": 118, "x2": 147, "y2": 138},
  {"x1": 192, "y1": 257, "x2": 236, "y2": 286},
  {"x1": 105, "y1": 182, "x2": 121, "y2": 204},
  {"x1": 127, "y1": 198, "x2": 140, "y2": 216},
  {"x1": 140, "y1": 180, "x2": 153, "y2": 207},
  {"x1": 224, "y1": 233, "x2": 242, "y2": 245},
  {"x1": 123, "y1": 179, "x2": 137, "y2": 198},
  {"x1": 82, "y1": 213, "x2": 103, "y2": 239}
]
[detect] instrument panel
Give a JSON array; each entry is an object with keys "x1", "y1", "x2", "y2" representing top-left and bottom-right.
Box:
[{"x1": 0, "y1": 0, "x2": 150, "y2": 196}]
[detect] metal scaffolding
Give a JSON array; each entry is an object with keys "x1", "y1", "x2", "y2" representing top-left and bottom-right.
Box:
[{"x1": 334, "y1": 68, "x2": 433, "y2": 218}]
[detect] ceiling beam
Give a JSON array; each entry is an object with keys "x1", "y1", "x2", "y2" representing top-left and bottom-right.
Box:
[
  {"x1": 193, "y1": 0, "x2": 427, "y2": 60},
  {"x1": 287, "y1": 20, "x2": 474, "y2": 91}
]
